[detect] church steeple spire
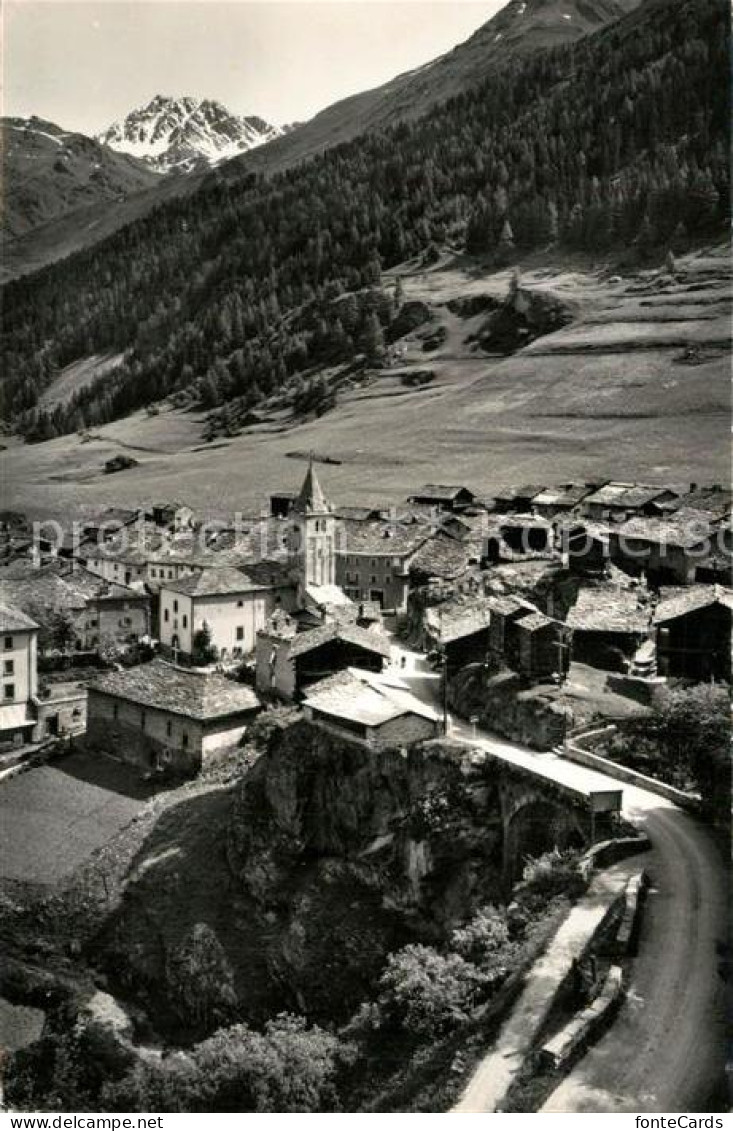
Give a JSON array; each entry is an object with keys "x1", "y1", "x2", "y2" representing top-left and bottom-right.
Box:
[{"x1": 294, "y1": 455, "x2": 329, "y2": 515}]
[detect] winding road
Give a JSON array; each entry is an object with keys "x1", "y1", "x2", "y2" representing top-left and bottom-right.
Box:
[
  {"x1": 386, "y1": 645, "x2": 729, "y2": 1112},
  {"x1": 542, "y1": 785, "x2": 728, "y2": 1113}
]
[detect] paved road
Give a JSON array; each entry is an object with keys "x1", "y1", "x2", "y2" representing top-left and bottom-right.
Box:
[
  {"x1": 542, "y1": 786, "x2": 728, "y2": 1113},
  {"x1": 387, "y1": 643, "x2": 729, "y2": 1112}
]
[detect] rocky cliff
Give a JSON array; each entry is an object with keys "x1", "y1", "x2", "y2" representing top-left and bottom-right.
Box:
[{"x1": 96, "y1": 719, "x2": 506, "y2": 1031}]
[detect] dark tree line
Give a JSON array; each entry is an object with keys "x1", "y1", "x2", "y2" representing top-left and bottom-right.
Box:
[{"x1": 1, "y1": 0, "x2": 728, "y2": 441}]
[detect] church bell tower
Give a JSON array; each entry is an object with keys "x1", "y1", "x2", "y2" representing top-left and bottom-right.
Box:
[{"x1": 289, "y1": 459, "x2": 336, "y2": 593}]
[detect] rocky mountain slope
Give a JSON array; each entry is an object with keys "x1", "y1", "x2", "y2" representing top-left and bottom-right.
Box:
[
  {"x1": 0, "y1": 116, "x2": 161, "y2": 239},
  {"x1": 97, "y1": 95, "x2": 284, "y2": 173}
]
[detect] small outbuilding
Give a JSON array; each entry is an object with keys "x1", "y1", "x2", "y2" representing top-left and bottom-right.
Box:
[
  {"x1": 653, "y1": 585, "x2": 733, "y2": 682},
  {"x1": 407, "y1": 484, "x2": 476, "y2": 512},
  {"x1": 566, "y1": 586, "x2": 651, "y2": 672},
  {"x1": 303, "y1": 668, "x2": 440, "y2": 748},
  {"x1": 256, "y1": 615, "x2": 391, "y2": 700}
]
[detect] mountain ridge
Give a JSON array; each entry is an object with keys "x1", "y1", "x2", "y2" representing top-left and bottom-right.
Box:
[
  {"x1": 96, "y1": 94, "x2": 285, "y2": 173},
  {"x1": 0, "y1": 115, "x2": 162, "y2": 240},
  {"x1": 2, "y1": 0, "x2": 642, "y2": 278}
]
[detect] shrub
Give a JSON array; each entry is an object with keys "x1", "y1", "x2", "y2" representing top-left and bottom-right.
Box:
[
  {"x1": 451, "y1": 905, "x2": 512, "y2": 972},
  {"x1": 101, "y1": 1016, "x2": 348, "y2": 1113},
  {"x1": 165, "y1": 923, "x2": 238, "y2": 1030},
  {"x1": 376, "y1": 943, "x2": 488, "y2": 1038},
  {"x1": 520, "y1": 849, "x2": 584, "y2": 900}
]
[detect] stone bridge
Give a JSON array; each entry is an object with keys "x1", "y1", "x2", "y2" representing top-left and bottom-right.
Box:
[{"x1": 481, "y1": 744, "x2": 624, "y2": 888}]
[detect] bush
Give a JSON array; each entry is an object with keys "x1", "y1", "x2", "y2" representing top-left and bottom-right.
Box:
[
  {"x1": 100, "y1": 1016, "x2": 348, "y2": 1113},
  {"x1": 165, "y1": 923, "x2": 238, "y2": 1030},
  {"x1": 376, "y1": 943, "x2": 488, "y2": 1038},
  {"x1": 520, "y1": 849, "x2": 584, "y2": 900},
  {"x1": 451, "y1": 905, "x2": 512, "y2": 972}
]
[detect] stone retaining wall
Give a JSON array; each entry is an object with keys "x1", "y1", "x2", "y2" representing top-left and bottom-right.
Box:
[{"x1": 564, "y1": 727, "x2": 700, "y2": 811}]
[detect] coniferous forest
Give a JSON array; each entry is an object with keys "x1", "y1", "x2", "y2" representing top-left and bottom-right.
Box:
[{"x1": 1, "y1": 0, "x2": 729, "y2": 442}]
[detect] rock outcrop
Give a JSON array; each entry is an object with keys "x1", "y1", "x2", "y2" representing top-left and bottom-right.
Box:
[{"x1": 96, "y1": 719, "x2": 506, "y2": 1030}]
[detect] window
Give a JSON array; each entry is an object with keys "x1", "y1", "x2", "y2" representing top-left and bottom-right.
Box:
[
  {"x1": 173, "y1": 599, "x2": 178, "y2": 613},
  {"x1": 182, "y1": 615, "x2": 188, "y2": 628},
  {"x1": 237, "y1": 600, "x2": 244, "y2": 608},
  {"x1": 166, "y1": 719, "x2": 172, "y2": 738},
  {"x1": 3, "y1": 660, "x2": 13, "y2": 676},
  {"x1": 141, "y1": 709, "x2": 146, "y2": 731},
  {"x1": 182, "y1": 732, "x2": 189, "y2": 748},
  {"x1": 3, "y1": 636, "x2": 12, "y2": 650},
  {"x1": 3, "y1": 683, "x2": 14, "y2": 701},
  {"x1": 236, "y1": 626, "x2": 244, "y2": 641},
  {"x1": 113, "y1": 703, "x2": 118, "y2": 720},
  {"x1": 164, "y1": 609, "x2": 169, "y2": 622},
  {"x1": 168, "y1": 570, "x2": 174, "y2": 579},
  {"x1": 89, "y1": 618, "x2": 98, "y2": 628}
]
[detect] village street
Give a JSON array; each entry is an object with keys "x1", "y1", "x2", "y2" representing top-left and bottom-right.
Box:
[{"x1": 385, "y1": 641, "x2": 728, "y2": 1113}]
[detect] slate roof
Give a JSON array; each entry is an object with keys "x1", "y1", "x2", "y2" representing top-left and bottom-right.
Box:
[
  {"x1": 163, "y1": 567, "x2": 268, "y2": 597},
  {"x1": 89, "y1": 659, "x2": 260, "y2": 719},
  {"x1": 425, "y1": 599, "x2": 494, "y2": 645},
  {"x1": 304, "y1": 668, "x2": 437, "y2": 727},
  {"x1": 667, "y1": 487, "x2": 732, "y2": 518},
  {"x1": 409, "y1": 531, "x2": 474, "y2": 580},
  {"x1": 334, "y1": 505, "x2": 385, "y2": 522},
  {"x1": 583, "y1": 483, "x2": 677, "y2": 509},
  {"x1": 493, "y1": 484, "x2": 547, "y2": 503},
  {"x1": 614, "y1": 513, "x2": 713, "y2": 549},
  {"x1": 288, "y1": 621, "x2": 391, "y2": 659},
  {"x1": 408, "y1": 484, "x2": 475, "y2": 502},
  {"x1": 516, "y1": 611, "x2": 558, "y2": 633},
  {"x1": 532, "y1": 484, "x2": 597, "y2": 508},
  {"x1": 489, "y1": 594, "x2": 538, "y2": 619},
  {"x1": 653, "y1": 585, "x2": 733, "y2": 623},
  {"x1": 0, "y1": 603, "x2": 40, "y2": 632},
  {"x1": 566, "y1": 586, "x2": 650, "y2": 633},
  {"x1": 338, "y1": 520, "x2": 428, "y2": 556}
]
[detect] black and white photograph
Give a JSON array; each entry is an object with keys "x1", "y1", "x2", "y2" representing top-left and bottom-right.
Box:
[{"x1": 0, "y1": 0, "x2": 729, "y2": 1117}]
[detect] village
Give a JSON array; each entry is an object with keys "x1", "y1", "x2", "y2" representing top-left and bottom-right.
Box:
[{"x1": 0, "y1": 468, "x2": 729, "y2": 777}]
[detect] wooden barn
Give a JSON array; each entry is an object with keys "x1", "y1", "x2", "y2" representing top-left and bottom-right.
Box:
[{"x1": 653, "y1": 586, "x2": 733, "y2": 682}]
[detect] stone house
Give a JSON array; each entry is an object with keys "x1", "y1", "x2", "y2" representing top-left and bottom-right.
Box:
[
  {"x1": 86, "y1": 658, "x2": 261, "y2": 773},
  {"x1": 159, "y1": 566, "x2": 297, "y2": 660},
  {"x1": 608, "y1": 513, "x2": 714, "y2": 586},
  {"x1": 0, "y1": 604, "x2": 39, "y2": 747},
  {"x1": 302, "y1": 668, "x2": 440, "y2": 748},
  {"x1": 0, "y1": 568, "x2": 151, "y2": 652},
  {"x1": 35, "y1": 682, "x2": 87, "y2": 740},
  {"x1": 484, "y1": 515, "x2": 555, "y2": 563},
  {"x1": 336, "y1": 521, "x2": 427, "y2": 612}
]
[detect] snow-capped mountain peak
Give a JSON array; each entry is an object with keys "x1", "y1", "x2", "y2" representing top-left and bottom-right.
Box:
[{"x1": 96, "y1": 95, "x2": 283, "y2": 173}]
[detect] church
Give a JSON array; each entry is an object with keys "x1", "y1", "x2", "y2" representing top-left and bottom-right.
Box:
[{"x1": 256, "y1": 461, "x2": 392, "y2": 699}]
